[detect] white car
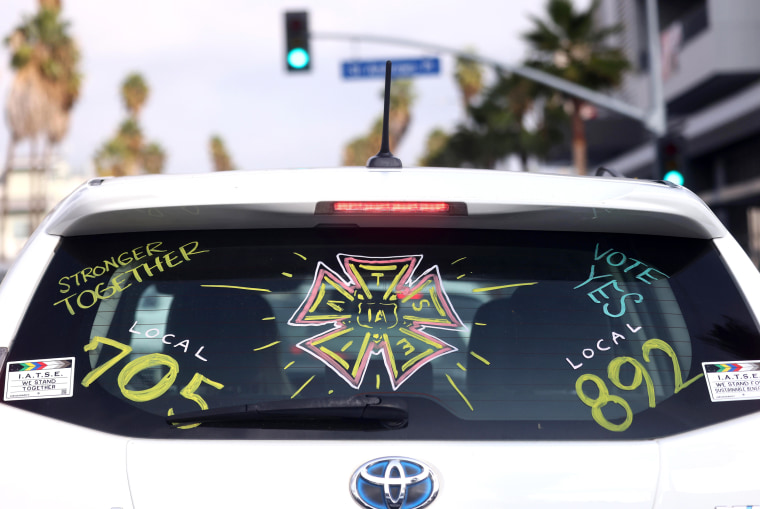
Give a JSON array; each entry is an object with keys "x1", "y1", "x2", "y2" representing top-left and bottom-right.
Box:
[{"x1": 2, "y1": 165, "x2": 760, "y2": 509}]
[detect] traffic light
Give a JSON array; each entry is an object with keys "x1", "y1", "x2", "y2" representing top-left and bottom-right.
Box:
[
  {"x1": 285, "y1": 11, "x2": 310, "y2": 72},
  {"x1": 657, "y1": 134, "x2": 687, "y2": 186}
]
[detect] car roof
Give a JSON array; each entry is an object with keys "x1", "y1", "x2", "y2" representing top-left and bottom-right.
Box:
[{"x1": 43, "y1": 167, "x2": 726, "y2": 239}]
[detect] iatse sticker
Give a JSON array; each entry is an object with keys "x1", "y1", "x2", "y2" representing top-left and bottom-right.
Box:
[
  {"x1": 702, "y1": 361, "x2": 760, "y2": 402},
  {"x1": 4, "y1": 357, "x2": 75, "y2": 401}
]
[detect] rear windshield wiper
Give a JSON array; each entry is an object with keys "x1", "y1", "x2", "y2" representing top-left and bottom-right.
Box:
[{"x1": 167, "y1": 394, "x2": 408, "y2": 430}]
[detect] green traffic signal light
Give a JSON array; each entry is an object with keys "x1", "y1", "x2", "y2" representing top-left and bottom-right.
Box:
[
  {"x1": 287, "y1": 48, "x2": 310, "y2": 70},
  {"x1": 663, "y1": 170, "x2": 685, "y2": 186},
  {"x1": 657, "y1": 134, "x2": 687, "y2": 186}
]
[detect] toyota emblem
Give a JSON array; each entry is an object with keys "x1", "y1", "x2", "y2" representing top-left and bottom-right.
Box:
[{"x1": 350, "y1": 457, "x2": 439, "y2": 509}]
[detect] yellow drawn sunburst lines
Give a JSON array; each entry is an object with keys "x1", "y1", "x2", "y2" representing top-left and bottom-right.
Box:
[
  {"x1": 291, "y1": 376, "x2": 315, "y2": 399},
  {"x1": 309, "y1": 326, "x2": 354, "y2": 346},
  {"x1": 348, "y1": 263, "x2": 372, "y2": 299},
  {"x1": 358, "y1": 264, "x2": 398, "y2": 271},
  {"x1": 400, "y1": 348, "x2": 434, "y2": 372},
  {"x1": 400, "y1": 279, "x2": 432, "y2": 303},
  {"x1": 429, "y1": 287, "x2": 445, "y2": 316},
  {"x1": 253, "y1": 341, "x2": 280, "y2": 351},
  {"x1": 308, "y1": 282, "x2": 326, "y2": 313},
  {"x1": 382, "y1": 333, "x2": 398, "y2": 377},
  {"x1": 470, "y1": 351, "x2": 491, "y2": 365},
  {"x1": 472, "y1": 282, "x2": 537, "y2": 293},
  {"x1": 200, "y1": 285, "x2": 271, "y2": 292},
  {"x1": 352, "y1": 332, "x2": 373, "y2": 378},
  {"x1": 302, "y1": 314, "x2": 351, "y2": 321},
  {"x1": 326, "y1": 275, "x2": 355, "y2": 301},
  {"x1": 399, "y1": 327, "x2": 445, "y2": 349},
  {"x1": 382, "y1": 263, "x2": 410, "y2": 301},
  {"x1": 319, "y1": 346, "x2": 349, "y2": 370},
  {"x1": 446, "y1": 374, "x2": 474, "y2": 411},
  {"x1": 402, "y1": 316, "x2": 453, "y2": 324}
]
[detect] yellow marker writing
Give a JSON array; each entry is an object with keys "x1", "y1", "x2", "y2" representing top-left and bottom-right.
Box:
[
  {"x1": 472, "y1": 282, "x2": 537, "y2": 293},
  {"x1": 291, "y1": 376, "x2": 315, "y2": 399},
  {"x1": 446, "y1": 374, "x2": 473, "y2": 411},
  {"x1": 470, "y1": 351, "x2": 490, "y2": 365},
  {"x1": 253, "y1": 341, "x2": 280, "y2": 351},
  {"x1": 201, "y1": 285, "x2": 271, "y2": 292}
]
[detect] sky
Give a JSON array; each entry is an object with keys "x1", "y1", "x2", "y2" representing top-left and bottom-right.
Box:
[{"x1": 0, "y1": 0, "x2": 582, "y2": 175}]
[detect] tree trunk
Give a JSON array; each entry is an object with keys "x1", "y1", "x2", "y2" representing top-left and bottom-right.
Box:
[
  {"x1": 519, "y1": 150, "x2": 529, "y2": 172},
  {"x1": 0, "y1": 139, "x2": 15, "y2": 263},
  {"x1": 571, "y1": 98, "x2": 587, "y2": 175},
  {"x1": 28, "y1": 139, "x2": 39, "y2": 235}
]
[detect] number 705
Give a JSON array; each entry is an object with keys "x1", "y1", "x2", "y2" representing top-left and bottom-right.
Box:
[{"x1": 81, "y1": 336, "x2": 224, "y2": 429}]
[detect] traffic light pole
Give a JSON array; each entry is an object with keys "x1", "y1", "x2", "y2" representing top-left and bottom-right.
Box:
[{"x1": 312, "y1": 0, "x2": 666, "y2": 138}]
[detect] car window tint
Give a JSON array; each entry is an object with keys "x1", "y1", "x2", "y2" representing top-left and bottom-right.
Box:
[{"x1": 3, "y1": 228, "x2": 759, "y2": 440}]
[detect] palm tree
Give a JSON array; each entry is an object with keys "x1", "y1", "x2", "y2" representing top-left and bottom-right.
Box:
[
  {"x1": 94, "y1": 73, "x2": 166, "y2": 176},
  {"x1": 141, "y1": 143, "x2": 166, "y2": 174},
  {"x1": 2, "y1": 0, "x2": 81, "y2": 259},
  {"x1": 121, "y1": 73, "x2": 149, "y2": 119},
  {"x1": 7, "y1": 4, "x2": 82, "y2": 149},
  {"x1": 119, "y1": 119, "x2": 143, "y2": 151},
  {"x1": 420, "y1": 70, "x2": 566, "y2": 170},
  {"x1": 343, "y1": 119, "x2": 383, "y2": 167},
  {"x1": 418, "y1": 128, "x2": 450, "y2": 167},
  {"x1": 94, "y1": 137, "x2": 130, "y2": 177},
  {"x1": 342, "y1": 81, "x2": 415, "y2": 166},
  {"x1": 209, "y1": 136, "x2": 235, "y2": 171},
  {"x1": 454, "y1": 53, "x2": 484, "y2": 110},
  {"x1": 388, "y1": 80, "x2": 415, "y2": 153},
  {"x1": 523, "y1": 0, "x2": 629, "y2": 174}
]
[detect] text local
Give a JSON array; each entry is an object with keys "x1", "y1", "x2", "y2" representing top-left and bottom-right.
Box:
[
  {"x1": 54, "y1": 241, "x2": 208, "y2": 315},
  {"x1": 129, "y1": 321, "x2": 208, "y2": 361}
]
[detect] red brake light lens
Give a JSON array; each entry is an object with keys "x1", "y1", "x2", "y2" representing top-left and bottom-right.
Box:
[
  {"x1": 331, "y1": 202, "x2": 451, "y2": 214},
  {"x1": 315, "y1": 201, "x2": 467, "y2": 216}
]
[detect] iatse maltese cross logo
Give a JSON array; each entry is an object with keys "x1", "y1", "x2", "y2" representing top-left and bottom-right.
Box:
[{"x1": 288, "y1": 254, "x2": 466, "y2": 390}]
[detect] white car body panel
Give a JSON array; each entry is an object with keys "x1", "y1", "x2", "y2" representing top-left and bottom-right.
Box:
[
  {"x1": 0, "y1": 405, "x2": 132, "y2": 509},
  {"x1": 42, "y1": 169, "x2": 724, "y2": 238},
  {"x1": 655, "y1": 413, "x2": 760, "y2": 507},
  {"x1": 126, "y1": 439, "x2": 659, "y2": 508}
]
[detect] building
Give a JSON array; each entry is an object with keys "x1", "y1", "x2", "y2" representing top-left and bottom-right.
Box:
[
  {"x1": 0, "y1": 156, "x2": 91, "y2": 267},
  {"x1": 584, "y1": 0, "x2": 760, "y2": 263}
]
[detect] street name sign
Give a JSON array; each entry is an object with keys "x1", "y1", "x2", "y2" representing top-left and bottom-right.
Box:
[{"x1": 342, "y1": 57, "x2": 440, "y2": 80}]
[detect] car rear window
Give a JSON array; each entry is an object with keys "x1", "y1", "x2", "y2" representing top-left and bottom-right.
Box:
[{"x1": 3, "y1": 228, "x2": 760, "y2": 440}]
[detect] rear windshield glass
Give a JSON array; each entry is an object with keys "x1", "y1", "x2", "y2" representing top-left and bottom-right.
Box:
[{"x1": 3, "y1": 228, "x2": 760, "y2": 440}]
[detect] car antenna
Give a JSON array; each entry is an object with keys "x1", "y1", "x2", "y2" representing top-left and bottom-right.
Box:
[{"x1": 366, "y1": 60, "x2": 402, "y2": 168}]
